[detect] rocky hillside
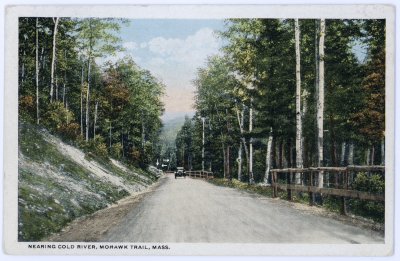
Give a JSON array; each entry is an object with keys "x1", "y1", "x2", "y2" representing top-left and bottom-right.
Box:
[{"x1": 18, "y1": 122, "x2": 159, "y2": 241}]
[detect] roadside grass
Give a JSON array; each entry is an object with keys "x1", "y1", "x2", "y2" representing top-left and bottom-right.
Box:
[
  {"x1": 208, "y1": 178, "x2": 384, "y2": 224},
  {"x1": 18, "y1": 121, "x2": 152, "y2": 241}
]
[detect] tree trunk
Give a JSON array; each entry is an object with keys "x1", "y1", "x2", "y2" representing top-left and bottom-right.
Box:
[
  {"x1": 348, "y1": 142, "x2": 354, "y2": 165},
  {"x1": 55, "y1": 66, "x2": 58, "y2": 101},
  {"x1": 66, "y1": 102, "x2": 69, "y2": 124},
  {"x1": 109, "y1": 121, "x2": 112, "y2": 148},
  {"x1": 35, "y1": 18, "x2": 40, "y2": 125},
  {"x1": 80, "y1": 65, "x2": 84, "y2": 136},
  {"x1": 85, "y1": 57, "x2": 91, "y2": 142},
  {"x1": 227, "y1": 146, "x2": 231, "y2": 181},
  {"x1": 340, "y1": 142, "x2": 346, "y2": 166},
  {"x1": 371, "y1": 146, "x2": 375, "y2": 165},
  {"x1": 21, "y1": 51, "x2": 25, "y2": 85},
  {"x1": 381, "y1": 138, "x2": 385, "y2": 165},
  {"x1": 317, "y1": 19, "x2": 325, "y2": 188},
  {"x1": 249, "y1": 98, "x2": 254, "y2": 184},
  {"x1": 50, "y1": 17, "x2": 59, "y2": 102},
  {"x1": 238, "y1": 142, "x2": 242, "y2": 181},
  {"x1": 329, "y1": 115, "x2": 338, "y2": 167},
  {"x1": 62, "y1": 50, "x2": 67, "y2": 106},
  {"x1": 264, "y1": 129, "x2": 273, "y2": 185},
  {"x1": 236, "y1": 105, "x2": 249, "y2": 177},
  {"x1": 93, "y1": 100, "x2": 98, "y2": 137},
  {"x1": 295, "y1": 18, "x2": 303, "y2": 185},
  {"x1": 222, "y1": 145, "x2": 226, "y2": 179},
  {"x1": 365, "y1": 148, "x2": 370, "y2": 165},
  {"x1": 85, "y1": 18, "x2": 93, "y2": 142}
]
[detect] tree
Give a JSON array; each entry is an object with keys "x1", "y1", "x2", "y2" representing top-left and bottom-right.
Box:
[
  {"x1": 295, "y1": 18, "x2": 303, "y2": 184},
  {"x1": 316, "y1": 19, "x2": 326, "y2": 188},
  {"x1": 49, "y1": 17, "x2": 59, "y2": 102},
  {"x1": 76, "y1": 18, "x2": 125, "y2": 142}
]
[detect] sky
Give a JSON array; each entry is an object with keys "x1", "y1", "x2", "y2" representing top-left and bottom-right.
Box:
[
  {"x1": 106, "y1": 19, "x2": 226, "y2": 122},
  {"x1": 105, "y1": 19, "x2": 368, "y2": 123}
]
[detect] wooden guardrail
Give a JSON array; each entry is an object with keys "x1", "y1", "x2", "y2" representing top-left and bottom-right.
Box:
[
  {"x1": 185, "y1": 170, "x2": 214, "y2": 179},
  {"x1": 270, "y1": 165, "x2": 385, "y2": 212}
]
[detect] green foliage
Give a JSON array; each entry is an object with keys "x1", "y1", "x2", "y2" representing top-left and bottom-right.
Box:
[
  {"x1": 19, "y1": 95, "x2": 36, "y2": 120},
  {"x1": 348, "y1": 173, "x2": 385, "y2": 222},
  {"x1": 209, "y1": 178, "x2": 273, "y2": 197},
  {"x1": 86, "y1": 135, "x2": 109, "y2": 159},
  {"x1": 111, "y1": 142, "x2": 123, "y2": 159},
  {"x1": 18, "y1": 121, "x2": 156, "y2": 241},
  {"x1": 58, "y1": 122, "x2": 80, "y2": 140},
  {"x1": 42, "y1": 102, "x2": 75, "y2": 130}
]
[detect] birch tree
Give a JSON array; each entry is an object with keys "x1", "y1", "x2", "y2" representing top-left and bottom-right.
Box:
[
  {"x1": 35, "y1": 18, "x2": 40, "y2": 124},
  {"x1": 50, "y1": 17, "x2": 59, "y2": 102},
  {"x1": 77, "y1": 18, "x2": 124, "y2": 142},
  {"x1": 317, "y1": 19, "x2": 326, "y2": 188},
  {"x1": 294, "y1": 18, "x2": 303, "y2": 184}
]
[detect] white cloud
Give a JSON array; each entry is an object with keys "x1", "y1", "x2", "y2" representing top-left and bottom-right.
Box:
[
  {"x1": 147, "y1": 28, "x2": 220, "y2": 64},
  {"x1": 140, "y1": 27, "x2": 222, "y2": 114},
  {"x1": 123, "y1": 41, "x2": 138, "y2": 50},
  {"x1": 140, "y1": 42, "x2": 148, "y2": 49}
]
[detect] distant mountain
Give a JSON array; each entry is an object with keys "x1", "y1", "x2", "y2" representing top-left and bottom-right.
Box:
[{"x1": 159, "y1": 116, "x2": 187, "y2": 149}]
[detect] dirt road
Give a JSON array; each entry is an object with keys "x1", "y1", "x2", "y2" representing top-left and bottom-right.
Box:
[{"x1": 100, "y1": 174, "x2": 383, "y2": 243}]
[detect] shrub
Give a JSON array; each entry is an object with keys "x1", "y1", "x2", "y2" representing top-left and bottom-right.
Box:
[
  {"x1": 348, "y1": 172, "x2": 385, "y2": 222},
  {"x1": 87, "y1": 135, "x2": 109, "y2": 158},
  {"x1": 42, "y1": 102, "x2": 74, "y2": 131},
  {"x1": 19, "y1": 95, "x2": 35, "y2": 119},
  {"x1": 110, "y1": 142, "x2": 123, "y2": 159},
  {"x1": 58, "y1": 123, "x2": 80, "y2": 140}
]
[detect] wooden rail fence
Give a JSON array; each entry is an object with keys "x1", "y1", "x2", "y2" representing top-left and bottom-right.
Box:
[
  {"x1": 185, "y1": 170, "x2": 214, "y2": 179},
  {"x1": 270, "y1": 165, "x2": 385, "y2": 214}
]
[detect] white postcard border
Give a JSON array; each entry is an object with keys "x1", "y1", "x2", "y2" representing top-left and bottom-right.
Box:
[{"x1": 3, "y1": 4, "x2": 395, "y2": 256}]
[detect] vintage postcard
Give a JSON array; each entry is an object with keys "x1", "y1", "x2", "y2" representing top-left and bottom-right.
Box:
[{"x1": 3, "y1": 4, "x2": 395, "y2": 256}]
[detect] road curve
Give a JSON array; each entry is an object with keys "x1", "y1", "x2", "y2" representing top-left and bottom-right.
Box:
[{"x1": 102, "y1": 174, "x2": 383, "y2": 243}]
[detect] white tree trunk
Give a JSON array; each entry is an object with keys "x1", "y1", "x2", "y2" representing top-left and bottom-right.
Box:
[
  {"x1": 348, "y1": 142, "x2": 354, "y2": 165},
  {"x1": 109, "y1": 121, "x2": 112, "y2": 148},
  {"x1": 340, "y1": 142, "x2": 346, "y2": 166},
  {"x1": 80, "y1": 65, "x2": 84, "y2": 136},
  {"x1": 66, "y1": 102, "x2": 69, "y2": 124},
  {"x1": 35, "y1": 18, "x2": 40, "y2": 125},
  {"x1": 295, "y1": 18, "x2": 303, "y2": 185},
  {"x1": 62, "y1": 50, "x2": 67, "y2": 106},
  {"x1": 236, "y1": 105, "x2": 249, "y2": 178},
  {"x1": 264, "y1": 129, "x2": 273, "y2": 184},
  {"x1": 93, "y1": 100, "x2": 98, "y2": 137},
  {"x1": 50, "y1": 17, "x2": 59, "y2": 102},
  {"x1": 365, "y1": 148, "x2": 371, "y2": 165},
  {"x1": 249, "y1": 98, "x2": 254, "y2": 184},
  {"x1": 317, "y1": 19, "x2": 325, "y2": 188},
  {"x1": 238, "y1": 142, "x2": 242, "y2": 181},
  {"x1": 85, "y1": 58, "x2": 91, "y2": 142},
  {"x1": 381, "y1": 138, "x2": 385, "y2": 165}
]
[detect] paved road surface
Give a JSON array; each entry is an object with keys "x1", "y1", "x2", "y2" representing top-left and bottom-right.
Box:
[{"x1": 102, "y1": 174, "x2": 383, "y2": 243}]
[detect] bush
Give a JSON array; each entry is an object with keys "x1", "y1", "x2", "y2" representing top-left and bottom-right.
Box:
[
  {"x1": 110, "y1": 142, "x2": 123, "y2": 159},
  {"x1": 58, "y1": 123, "x2": 80, "y2": 140},
  {"x1": 19, "y1": 95, "x2": 35, "y2": 119},
  {"x1": 348, "y1": 172, "x2": 385, "y2": 222},
  {"x1": 42, "y1": 102, "x2": 74, "y2": 131},
  {"x1": 87, "y1": 135, "x2": 109, "y2": 158}
]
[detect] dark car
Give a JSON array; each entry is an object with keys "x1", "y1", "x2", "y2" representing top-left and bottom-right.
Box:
[{"x1": 175, "y1": 167, "x2": 186, "y2": 179}]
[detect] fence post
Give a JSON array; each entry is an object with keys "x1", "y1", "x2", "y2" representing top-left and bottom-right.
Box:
[
  {"x1": 340, "y1": 169, "x2": 348, "y2": 215},
  {"x1": 272, "y1": 171, "x2": 277, "y2": 198},
  {"x1": 287, "y1": 171, "x2": 292, "y2": 201},
  {"x1": 309, "y1": 171, "x2": 314, "y2": 206}
]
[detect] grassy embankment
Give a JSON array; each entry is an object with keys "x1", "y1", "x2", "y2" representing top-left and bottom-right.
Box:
[{"x1": 18, "y1": 122, "x2": 158, "y2": 241}]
